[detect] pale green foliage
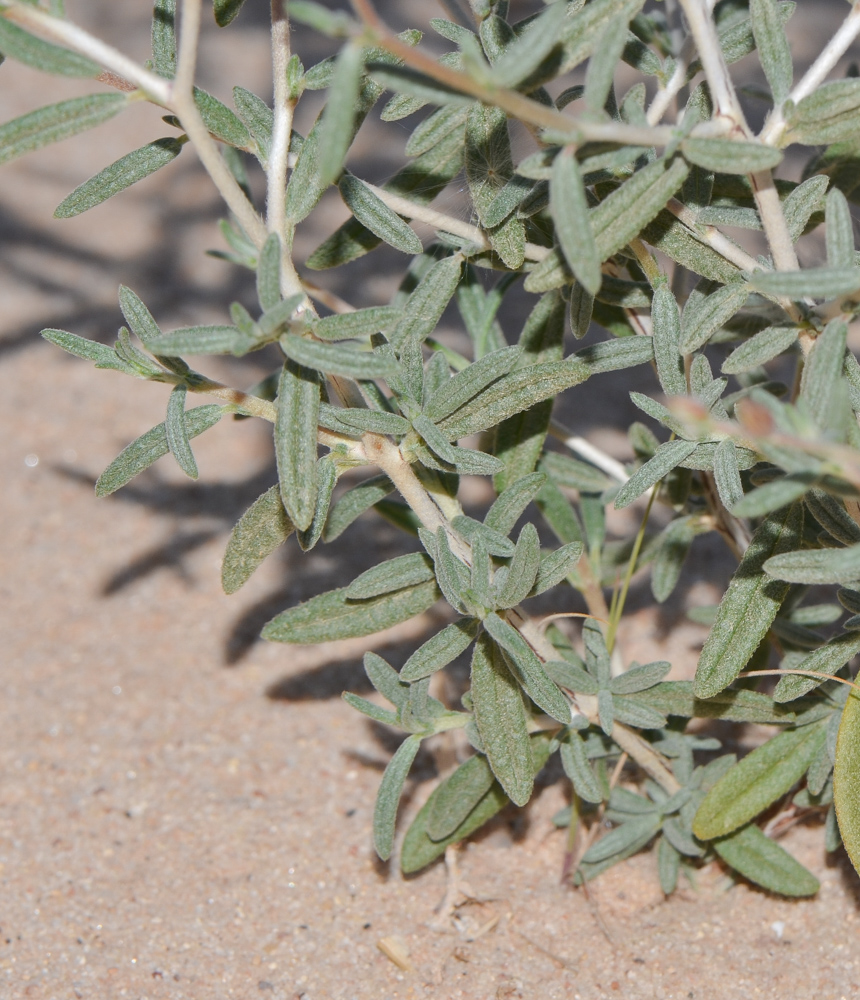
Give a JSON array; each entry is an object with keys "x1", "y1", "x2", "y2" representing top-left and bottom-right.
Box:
[{"x1": 13, "y1": 0, "x2": 860, "y2": 899}]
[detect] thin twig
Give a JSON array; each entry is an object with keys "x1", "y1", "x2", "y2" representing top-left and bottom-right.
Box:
[
  {"x1": 548, "y1": 422, "x2": 630, "y2": 484},
  {"x1": 675, "y1": 0, "x2": 746, "y2": 128},
  {"x1": 173, "y1": 0, "x2": 202, "y2": 98}
]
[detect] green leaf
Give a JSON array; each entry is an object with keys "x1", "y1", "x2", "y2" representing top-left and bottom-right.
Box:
[
  {"x1": 488, "y1": 0, "x2": 568, "y2": 87},
  {"x1": 54, "y1": 135, "x2": 185, "y2": 218},
  {"x1": 256, "y1": 233, "x2": 281, "y2": 312},
  {"x1": 427, "y1": 752, "x2": 496, "y2": 841},
  {"x1": 485, "y1": 472, "x2": 546, "y2": 537},
  {"x1": 693, "y1": 724, "x2": 826, "y2": 840},
  {"x1": 752, "y1": 0, "x2": 795, "y2": 102},
  {"x1": 280, "y1": 334, "x2": 397, "y2": 379},
  {"x1": 367, "y1": 62, "x2": 474, "y2": 109},
  {"x1": 774, "y1": 631, "x2": 860, "y2": 702},
  {"x1": 405, "y1": 104, "x2": 470, "y2": 157},
  {"x1": 146, "y1": 324, "x2": 252, "y2": 357},
  {"x1": 713, "y1": 439, "x2": 743, "y2": 512},
  {"x1": 658, "y1": 837, "x2": 681, "y2": 895},
  {"x1": 275, "y1": 360, "x2": 320, "y2": 532},
  {"x1": 262, "y1": 577, "x2": 440, "y2": 644},
  {"x1": 835, "y1": 690, "x2": 860, "y2": 879},
  {"x1": 345, "y1": 552, "x2": 434, "y2": 600},
  {"x1": 713, "y1": 823, "x2": 819, "y2": 897},
  {"x1": 532, "y1": 541, "x2": 583, "y2": 596},
  {"x1": 680, "y1": 281, "x2": 749, "y2": 353},
  {"x1": 338, "y1": 174, "x2": 422, "y2": 255},
  {"x1": 550, "y1": 148, "x2": 601, "y2": 295},
  {"x1": 313, "y1": 307, "x2": 402, "y2": 341},
  {"x1": 765, "y1": 543, "x2": 860, "y2": 585},
  {"x1": 800, "y1": 318, "x2": 848, "y2": 431},
  {"x1": 95, "y1": 405, "x2": 223, "y2": 496},
  {"x1": 615, "y1": 440, "x2": 697, "y2": 509},
  {"x1": 750, "y1": 266, "x2": 860, "y2": 299},
  {"x1": 323, "y1": 473, "x2": 393, "y2": 541},
  {"x1": 641, "y1": 210, "x2": 742, "y2": 284},
  {"x1": 288, "y1": 1, "x2": 355, "y2": 37},
  {"x1": 222, "y1": 485, "x2": 294, "y2": 594},
  {"x1": 584, "y1": 19, "x2": 629, "y2": 116},
  {"x1": 560, "y1": 731, "x2": 603, "y2": 804},
  {"x1": 401, "y1": 618, "x2": 480, "y2": 682},
  {"x1": 164, "y1": 384, "x2": 197, "y2": 479},
  {"x1": 437, "y1": 358, "x2": 590, "y2": 440},
  {"x1": 321, "y1": 405, "x2": 409, "y2": 437},
  {"x1": 152, "y1": 0, "x2": 176, "y2": 77},
  {"x1": 41, "y1": 328, "x2": 132, "y2": 374},
  {"x1": 213, "y1": 0, "x2": 247, "y2": 27},
  {"x1": 389, "y1": 255, "x2": 463, "y2": 352},
  {"x1": 732, "y1": 472, "x2": 818, "y2": 518},
  {"x1": 363, "y1": 652, "x2": 409, "y2": 709},
  {"x1": 635, "y1": 681, "x2": 796, "y2": 723},
  {"x1": 0, "y1": 93, "x2": 127, "y2": 168},
  {"x1": 536, "y1": 453, "x2": 611, "y2": 494},
  {"x1": 451, "y1": 516, "x2": 514, "y2": 558},
  {"x1": 592, "y1": 156, "x2": 690, "y2": 262},
  {"x1": 610, "y1": 661, "x2": 671, "y2": 696},
  {"x1": 575, "y1": 336, "x2": 655, "y2": 375},
  {"x1": 296, "y1": 456, "x2": 337, "y2": 552},
  {"x1": 0, "y1": 18, "x2": 99, "y2": 76},
  {"x1": 232, "y1": 87, "x2": 275, "y2": 164},
  {"x1": 651, "y1": 286, "x2": 685, "y2": 397},
  {"x1": 496, "y1": 524, "x2": 541, "y2": 609},
  {"x1": 826, "y1": 187, "x2": 855, "y2": 269},
  {"x1": 681, "y1": 137, "x2": 782, "y2": 175},
  {"x1": 785, "y1": 79, "x2": 860, "y2": 146},
  {"x1": 721, "y1": 324, "x2": 797, "y2": 374},
  {"x1": 695, "y1": 504, "x2": 803, "y2": 698},
  {"x1": 374, "y1": 734, "x2": 422, "y2": 861},
  {"x1": 806, "y1": 490, "x2": 860, "y2": 547},
  {"x1": 424, "y1": 345, "x2": 521, "y2": 423},
  {"x1": 582, "y1": 813, "x2": 662, "y2": 865},
  {"x1": 342, "y1": 691, "x2": 398, "y2": 727},
  {"x1": 558, "y1": 0, "x2": 647, "y2": 78},
  {"x1": 317, "y1": 42, "x2": 364, "y2": 187},
  {"x1": 192, "y1": 87, "x2": 251, "y2": 148},
  {"x1": 783, "y1": 174, "x2": 828, "y2": 242},
  {"x1": 470, "y1": 635, "x2": 534, "y2": 806}
]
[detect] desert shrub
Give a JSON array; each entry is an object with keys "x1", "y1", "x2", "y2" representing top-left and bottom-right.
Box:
[{"x1": 6, "y1": 0, "x2": 860, "y2": 897}]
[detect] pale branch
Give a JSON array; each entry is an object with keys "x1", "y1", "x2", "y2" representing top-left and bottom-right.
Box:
[
  {"x1": 548, "y1": 422, "x2": 630, "y2": 484},
  {"x1": 173, "y1": 0, "x2": 202, "y2": 100},
  {"x1": 749, "y1": 169, "x2": 799, "y2": 273},
  {"x1": 0, "y1": 0, "x2": 172, "y2": 103}
]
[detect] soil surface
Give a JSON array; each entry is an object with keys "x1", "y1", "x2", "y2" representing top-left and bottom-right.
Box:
[{"x1": 3, "y1": 3, "x2": 860, "y2": 998}]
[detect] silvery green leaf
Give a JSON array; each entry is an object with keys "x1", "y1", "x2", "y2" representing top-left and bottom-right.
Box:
[
  {"x1": 651, "y1": 286, "x2": 686, "y2": 397},
  {"x1": 342, "y1": 691, "x2": 398, "y2": 726},
  {"x1": 257, "y1": 294, "x2": 305, "y2": 339},
  {"x1": 213, "y1": 0, "x2": 248, "y2": 28},
  {"x1": 313, "y1": 307, "x2": 403, "y2": 342},
  {"x1": 0, "y1": 93, "x2": 127, "y2": 168},
  {"x1": 680, "y1": 281, "x2": 749, "y2": 353},
  {"x1": 115, "y1": 287, "x2": 159, "y2": 347},
  {"x1": 317, "y1": 42, "x2": 364, "y2": 187},
  {"x1": 682, "y1": 165, "x2": 714, "y2": 215},
  {"x1": 806, "y1": 490, "x2": 860, "y2": 546},
  {"x1": 450, "y1": 516, "x2": 514, "y2": 558},
  {"x1": 152, "y1": 0, "x2": 176, "y2": 77},
  {"x1": 401, "y1": 618, "x2": 481, "y2": 682},
  {"x1": 681, "y1": 138, "x2": 782, "y2": 176},
  {"x1": 596, "y1": 276, "x2": 652, "y2": 310},
  {"x1": 662, "y1": 817, "x2": 704, "y2": 859},
  {"x1": 713, "y1": 823, "x2": 819, "y2": 897},
  {"x1": 345, "y1": 553, "x2": 435, "y2": 600},
  {"x1": 834, "y1": 688, "x2": 860, "y2": 876},
  {"x1": 584, "y1": 619, "x2": 611, "y2": 685},
  {"x1": 95, "y1": 405, "x2": 223, "y2": 496},
  {"x1": 485, "y1": 472, "x2": 546, "y2": 536},
  {"x1": 325, "y1": 406, "x2": 410, "y2": 437},
  {"x1": 751, "y1": 266, "x2": 860, "y2": 299},
  {"x1": 366, "y1": 62, "x2": 474, "y2": 109},
  {"x1": 280, "y1": 334, "x2": 397, "y2": 379},
  {"x1": 629, "y1": 391, "x2": 685, "y2": 435},
  {"x1": 165, "y1": 384, "x2": 198, "y2": 479},
  {"x1": 765, "y1": 543, "x2": 860, "y2": 585},
  {"x1": 658, "y1": 837, "x2": 681, "y2": 895},
  {"x1": 54, "y1": 136, "x2": 184, "y2": 218},
  {"x1": 650, "y1": 516, "x2": 698, "y2": 603},
  {"x1": 426, "y1": 751, "x2": 495, "y2": 841},
  {"x1": 612, "y1": 696, "x2": 667, "y2": 729},
  {"x1": 826, "y1": 187, "x2": 855, "y2": 268},
  {"x1": 558, "y1": 0, "x2": 646, "y2": 78},
  {"x1": 641, "y1": 211, "x2": 742, "y2": 284},
  {"x1": 749, "y1": 0, "x2": 793, "y2": 104},
  {"x1": 721, "y1": 324, "x2": 797, "y2": 374},
  {"x1": 146, "y1": 324, "x2": 252, "y2": 357},
  {"x1": 732, "y1": 472, "x2": 817, "y2": 518},
  {"x1": 484, "y1": 615, "x2": 571, "y2": 723},
  {"x1": 582, "y1": 812, "x2": 661, "y2": 864},
  {"x1": 487, "y1": 0, "x2": 567, "y2": 87},
  {"x1": 255, "y1": 232, "x2": 281, "y2": 312},
  {"x1": 785, "y1": 79, "x2": 860, "y2": 146},
  {"x1": 800, "y1": 318, "x2": 848, "y2": 430},
  {"x1": 191, "y1": 87, "x2": 251, "y2": 148},
  {"x1": 783, "y1": 174, "x2": 828, "y2": 242},
  {"x1": 323, "y1": 473, "x2": 393, "y2": 541},
  {"x1": 713, "y1": 439, "x2": 744, "y2": 512},
  {"x1": 405, "y1": 104, "x2": 469, "y2": 157},
  {"x1": 591, "y1": 156, "x2": 690, "y2": 262},
  {"x1": 531, "y1": 542, "x2": 583, "y2": 596},
  {"x1": 560, "y1": 731, "x2": 603, "y2": 804},
  {"x1": 296, "y1": 456, "x2": 337, "y2": 551},
  {"x1": 545, "y1": 659, "x2": 597, "y2": 695},
  {"x1": 0, "y1": 18, "x2": 100, "y2": 76},
  {"x1": 424, "y1": 345, "x2": 521, "y2": 423},
  {"x1": 615, "y1": 440, "x2": 697, "y2": 509},
  {"x1": 262, "y1": 577, "x2": 439, "y2": 644},
  {"x1": 374, "y1": 734, "x2": 422, "y2": 861},
  {"x1": 693, "y1": 724, "x2": 826, "y2": 840},
  {"x1": 448, "y1": 446, "x2": 504, "y2": 476},
  {"x1": 233, "y1": 87, "x2": 277, "y2": 164},
  {"x1": 774, "y1": 631, "x2": 860, "y2": 702},
  {"x1": 550, "y1": 148, "x2": 601, "y2": 295},
  {"x1": 695, "y1": 504, "x2": 803, "y2": 698},
  {"x1": 275, "y1": 360, "x2": 320, "y2": 532},
  {"x1": 540, "y1": 452, "x2": 611, "y2": 493},
  {"x1": 437, "y1": 358, "x2": 590, "y2": 440},
  {"x1": 470, "y1": 635, "x2": 534, "y2": 806},
  {"x1": 611, "y1": 661, "x2": 671, "y2": 695},
  {"x1": 584, "y1": 20, "x2": 628, "y2": 116},
  {"x1": 338, "y1": 174, "x2": 422, "y2": 255},
  {"x1": 432, "y1": 528, "x2": 470, "y2": 613},
  {"x1": 222, "y1": 485, "x2": 294, "y2": 594},
  {"x1": 411, "y1": 413, "x2": 458, "y2": 466},
  {"x1": 367, "y1": 649, "x2": 419, "y2": 707},
  {"x1": 389, "y1": 255, "x2": 463, "y2": 352},
  {"x1": 708, "y1": 1, "x2": 795, "y2": 69},
  {"x1": 494, "y1": 523, "x2": 540, "y2": 609},
  {"x1": 578, "y1": 341, "x2": 659, "y2": 385},
  {"x1": 41, "y1": 328, "x2": 133, "y2": 374},
  {"x1": 535, "y1": 472, "x2": 583, "y2": 546}
]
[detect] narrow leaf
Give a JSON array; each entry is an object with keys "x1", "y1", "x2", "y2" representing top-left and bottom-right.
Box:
[
  {"x1": 713, "y1": 439, "x2": 743, "y2": 511},
  {"x1": 560, "y1": 732, "x2": 603, "y2": 804},
  {"x1": 835, "y1": 690, "x2": 860, "y2": 879},
  {"x1": 680, "y1": 281, "x2": 749, "y2": 354},
  {"x1": 651, "y1": 286, "x2": 685, "y2": 396},
  {"x1": 721, "y1": 324, "x2": 797, "y2": 374},
  {"x1": 713, "y1": 823, "x2": 819, "y2": 897},
  {"x1": 774, "y1": 631, "x2": 860, "y2": 702},
  {"x1": 485, "y1": 472, "x2": 546, "y2": 537},
  {"x1": 494, "y1": 524, "x2": 541, "y2": 609},
  {"x1": 275, "y1": 360, "x2": 320, "y2": 532},
  {"x1": 424, "y1": 346, "x2": 522, "y2": 423},
  {"x1": 41, "y1": 328, "x2": 131, "y2": 373},
  {"x1": 152, "y1": 0, "x2": 176, "y2": 77},
  {"x1": 682, "y1": 136, "x2": 782, "y2": 175},
  {"x1": 427, "y1": 752, "x2": 496, "y2": 841},
  {"x1": 345, "y1": 553, "x2": 434, "y2": 599},
  {"x1": 165, "y1": 384, "x2": 198, "y2": 479},
  {"x1": 826, "y1": 187, "x2": 855, "y2": 269},
  {"x1": 317, "y1": 42, "x2": 363, "y2": 187},
  {"x1": 339, "y1": 174, "x2": 422, "y2": 254},
  {"x1": 323, "y1": 473, "x2": 393, "y2": 541},
  {"x1": 750, "y1": 267, "x2": 860, "y2": 299},
  {"x1": 389, "y1": 255, "x2": 463, "y2": 351},
  {"x1": 313, "y1": 307, "x2": 402, "y2": 341},
  {"x1": 765, "y1": 543, "x2": 860, "y2": 585},
  {"x1": 532, "y1": 541, "x2": 583, "y2": 596},
  {"x1": 374, "y1": 735, "x2": 422, "y2": 860},
  {"x1": 401, "y1": 618, "x2": 481, "y2": 682},
  {"x1": 280, "y1": 334, "x2": 397, "y2": 379},
  {"x1": 256, "y1": 233, "x2": 281, "y2": 312},
  {"x1": 615, "y1": 440, "x2": 697, "y2": 509},
  {"x1": 222, "y1": 485, "x2": 294, "y2": 594},
  {"x1": 550, "y1": 148, "x2": 601, "y2": 294},
  {"x1": 0, "y1": 18, "x2": 100, "y2": 76}
]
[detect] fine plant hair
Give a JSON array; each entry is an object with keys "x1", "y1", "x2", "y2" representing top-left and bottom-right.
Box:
[{"x1": 9, "y1": 0, "x2": 860, "y2": 898}]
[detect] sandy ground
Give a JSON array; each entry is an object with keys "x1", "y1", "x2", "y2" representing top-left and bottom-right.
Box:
[{"x1": 4, "y1": 2, "x2": 860, "y2": 998}]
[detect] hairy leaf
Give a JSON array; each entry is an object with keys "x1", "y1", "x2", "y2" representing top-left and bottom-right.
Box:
[
  {"x1": 222, "y1": 485, "x2": 294, "y2": 594},
  {"x1": 713, "y1": 823, "x2": 819, "y2": 897}
]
